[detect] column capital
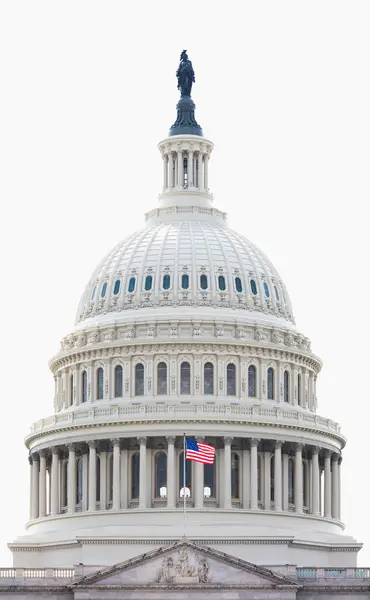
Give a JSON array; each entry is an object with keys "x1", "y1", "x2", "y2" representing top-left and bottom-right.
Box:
[
  {"x1": 338, "y1": 455, "x2": 343, "y2": 465},
  {"x1": 311, "y1": 445, "x2": 320, "y2": 455},
  {"x1": 88, "y1": 440, "x2": 98, "y2": 449},
  {"x1": 224, "y1": 436, "x2": 233, "y2": 446},
  {"x1": 331, "y1": 453, "x2": 340, "y2": 463},
  {"x1": 31, "y1": 452, "x2": 40, "y2": 463},
  {"x1": 324, "y1": 449, "x2": 332, "y2": 459},
  {"x1": 28, "y1": 454, "x2": 33, "y2": 465},
  {"x1": 195, "y1": 436, "x2": 205, "y2": 443},
  {"x1": 111, "y1": 438, "x2": 121, "y2": 448},
  {"x1": 166, "y1": 436, "x2": 176, "y2": 445},
  {"x1": 138, "y1": 436, "x2": 147, "y2": 446},
  {"x1": 50, "y1": 446, "x2": 60, "y2": 456},
  {"x1": 250, "y1": 438, "x2": 259, "y2": 448},
  {"x1": 274, "y1": 440, "x2": 283, "y2": 450},
  {"x1": 293, "y1": 443, "x2": 304, "y2": 452},
  {"x1": 39, "y1": 449, "x2": 48, "y2": 459},
  {"x1": 67, "y1": 443, "x2": 77, "y2": 453}
]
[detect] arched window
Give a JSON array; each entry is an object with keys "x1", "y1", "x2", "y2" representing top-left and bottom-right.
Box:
[
  {"x1": 76, "y1": 458, "x2": 83, "y2": 505},
  {"x1": 180, "y1": 362, "x2": 191, "y2": 395},
  {"x1": 257, "y1": 454, "x2": 263, "y2": 502},
  {"x1": 204, "y1": 457, "x2": 216, "y2": 498},
  {"x1": 200, "y1": 274, "x2": 208, "y2": 290},
  {"x1": 179, "y1": 451, "x2": 192, "y2": 497},
  {"x1": 114, "y1": 365, "x2": 123, "y2": 397},
  {"x1": 96, "y1": 455, "x2": 101, "y2": 502},
  {"x1": 69, "y1": 374, "x2": 74, "y2": 406},
  {"x1": 235, "y1": 277, "x2": 243, "y2": 293},
  {"x1": 96, "y1": 367, "x2": 104, "y2": 400},
  {"x1": 81, "y1": 370, "x2": 87, "y2": 403},
  {"x1": 128, "y1": 277, "x2": 136, "y2": 293},
  {"x1": 231, "y1": 453, "x2": 240, "y2": 499},
  {"x1": 297, "y1": 373, "x2": 302, "y2": 406},
  {"x1": 250, "y1": 279, "x2": 258, "y2": 295},
  {"x1": 101, "y1": 282, "x2": 107, "y2": 298},
  {"x1": 113, "y1": 279, "x2": 121, "y2": 295},
  {"x1": 144, "y1": 275, "x2": 153, "y2": 291},
  {"x1": 91, "y1": 286, "x2": 96, "y2": 300},
  {"x1": 288, "y1": 458, "x2": 294, "y2": 504},
  {"x1": 204, "y1": 362, "x2": 214, "y2": 395},
  {"x1": 157, "y1": 362, "x2": 167, "y2": 395},
  {"x1": 181, "y1": 273, "x2": 189, "y2": 289},
  {"x1": 284, "y1": 370, "x2": 289, "y2": 403},
  {"x1": 248, "y1": 365, "x2": 256, "y2": 397},
  {"x1": 274, "y1": 285, "x2": 280, "y2": 301},
  {"x1": 155, "y1": 452, "x2": 167, "y2": 498},
  {"x1": 218, "y1": 275, "x2": 226, "y2": 291},
  {"x1": 227, "y1": 363, "x2": 236, "y2": 396},
  {"x1": 163, "y1": 274, "x2": 171, "y2": 290},
  {"x1": 263, "y1": 282, "x2": 270, "y2": 297},
  {"x1": 270, "y1": 456, "x2": 275, "y2": 503},
  {"x1": 107, "y1": 454, "x2": 113, "y2": 504},
  {"x1": 131, "y1": 453, "x2": 140, "y2": 499},
  {"x1": 267, "y1": 367, "x2": 274, "y2": 400},
  {"x1": 135, "y1": 364, "x2": 144, "y2": 396}
]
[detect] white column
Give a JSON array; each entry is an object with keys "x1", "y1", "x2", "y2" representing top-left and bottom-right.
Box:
[
  {"x1": 188, "y1": 150, "x2": 194, "y2": 186},
  {"x1": 100, "y1": 451, "x2": 107, "y2": 510},
  {"x1": 38, "y1": 451, "x2": 47, "y2": 518},
  {"x1": 194, "y1": 436, "x2": 204, "y2": 509},
  {"x1": 82, "y1": 452, "x2": 88, "y2": 512},
  {"x1": 331, "y1": 454, "x2": 339, "y2": 520},
  {"x1": 204, "y1": 153, "x2": 209, "y2": 190},
  {"x1": 282, "y1": 452, "x2": 289, "y2": 511},
  {"x1": 166, "y1": 436, "x2": 176, "y2": 509},
  {"x1": 324, "y1": 450, "x2": 332, "y2": 518},
  {"x1": 294, "y1": 444, "x2": 303, "y2": 514},
  {"x1": 120, "y1": 448, "x2": 128, "y2": 509},
  {"x1": 223, "y1": 437, "x2": 232, "y2": 509},
  {"x1": 168, "y1": 153, "x2": 174, "y2": 187},
  {"x1": 31, "y1": 454, "x2": 39, "y2": 520},
  {"x1": 264, "y1": 450, "x2": 271, "y2": 510},
  {"x1": 29, "y1": 457, "x2": 33, "y2": 520},
  {"x1": 198, "y1": 153, "x2": 204, "y2": 189},
  {"x1": 338, "y1": 456, "x2": 342, "y2": 520},
  {"x1": 162, "y1": 153, "x2": 168, "y2": 191},
  {"x1": 242, "y1": 448, "x2": 250, "y2": 509},
  {"x1": 138, "y1": 437, "x2": 147, "y2": 508},
  {"x1": 177, "y1": 149, "x2": 183, "y2": 188},
  {"x1": 67, "y1": 445, "x2": 76, "y2": 514},
  {"x1": 50, "y1": 448, "x2": 59, "y2": 516},
  {"x1": 250, "y1": 439, "x2": 259, "y2": 509},
  {"x1": 274, "y1": 441, "x2": 282, "y2": 512},
  {"x1": 112, "y1": 439, "x2": 121, "y2": 510},
  {"x1": 312, "y1": 447, "x2": 320, "y2": 515},
  {"x1": 88, "y1": 442, "x2": 97, "y2": 512}
]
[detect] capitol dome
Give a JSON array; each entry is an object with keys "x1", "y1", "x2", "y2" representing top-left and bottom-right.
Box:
[{"x1": 11, "y1": 53, "x2": 360, "y2": 572}]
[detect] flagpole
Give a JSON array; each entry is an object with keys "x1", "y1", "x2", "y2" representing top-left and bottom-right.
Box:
[{"x1": 183, "y1": 433, "x2": 187, "y2": 538}]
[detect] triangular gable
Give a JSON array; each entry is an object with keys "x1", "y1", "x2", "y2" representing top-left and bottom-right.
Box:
[{"x1": 74, "y1": 540, "x2": 296, "y2": 588}]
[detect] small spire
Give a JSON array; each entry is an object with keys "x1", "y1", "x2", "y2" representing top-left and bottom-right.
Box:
[{"x1": 169, "y1": 51, "x2": 203, "y2": 137}]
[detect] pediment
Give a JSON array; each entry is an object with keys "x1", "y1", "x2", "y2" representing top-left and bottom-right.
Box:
[{"x1": 76, "y1": 541, "x2": 296, "y2": 588}]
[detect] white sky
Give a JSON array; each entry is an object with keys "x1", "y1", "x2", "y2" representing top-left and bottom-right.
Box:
[{"x1": 0, "y1": 1, "x2": 369, "y2": 567}]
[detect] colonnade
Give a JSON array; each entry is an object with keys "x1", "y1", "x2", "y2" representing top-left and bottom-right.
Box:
[
  {"x1": 161, "y1": 148, "x2": 209, "y2": 191},
  {"x1": 29, "y1": 437, "x2": 341, "y2": 522}
]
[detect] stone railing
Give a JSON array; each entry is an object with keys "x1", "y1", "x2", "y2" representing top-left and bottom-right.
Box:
[
  {"x1": 0, "y1": 567, "x2": 74, "y2": 582},
  {"x1": 28, "y1": 403, "x2": 342, "y2": 438},
  {"x1": 296, "y1": 567, "x2": 370, "y2": 581}
]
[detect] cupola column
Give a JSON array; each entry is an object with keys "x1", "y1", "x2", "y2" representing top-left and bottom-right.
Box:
[
  {"x1": 138, "y1": 437, "x2": 147, "y2": 509},
  {"x1": 112, "y1": 439, "x2": 121, "y2": 510},
  {"x1": 264, "y1": 449, "x2": 271, "y2": 510},
  {"x1": 242, "y1": 446, "x2": 250, "y2": 509},
  {"x1": 198, "y1": 152, "x2": 204, "y2": 190},
  {"x1": 223, "y1": 437, "x2": 232, "y2": 509},
  {"x1": 194, "y1": 436, "x2": 204, "y2": 509},
  {"x1": 177, "y1": 148, "x2": 183, "y2": 188},
  {"x1": 28, "y1": 456, "x2": 33, "y2": 520},
  {"x1": 294, "y1": 444, "x2": 303, "y2": 513},
  {"x1": 324, "y1": 450, "x2": 332, "y2": 518},
  {"x1": 50, "y1": 447, "x2": 59, "y2": 516},
  {"x1": 88, "y1": 442, "x2": 97, "y2": 512},
  {"x1": 274, "y1": 441, "x2": 283, "y2": 511},
  {"x1": 188, "y1": 149, "x2": 194, "y2": 187},
  {"x1": 250, "y1": 439, "x2": 259, "y2": 510},
  {"x1": 67, "y1": 444, "x2": 77, "y2": 514},
  {"x1": 162, "y1": 152, "x2": 168, "y2": 192},
  {"x1": 312, "y1": 447, "x2": 320, "y2": 515},
  {"x1": 168, "y1": 152, "x2": 174, "y2": 188},
  {"x1": 204, "y1": 153, "x2": 209, "y2": 191},
  {"x1": 331, "y1": 454, "x2": 339, "y2": 520},
  {"x1": 39, "y1": 450, "x2": 47, "y2": 518},
  {"x1": 31, "y1": 454, "x2": 39, "y2": 520},
  {"x1": 166, "y1": 436, "x2": 176, "y2": 509}
]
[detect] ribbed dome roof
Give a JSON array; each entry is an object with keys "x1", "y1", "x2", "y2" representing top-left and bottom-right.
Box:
[{"x1": 75, "y1": 218, "x2": 294, "y2": 328}]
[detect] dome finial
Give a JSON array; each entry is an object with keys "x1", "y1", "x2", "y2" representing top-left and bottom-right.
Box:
[{"x1": 169, "y1": 51, "x2": 203, "y2": 137}]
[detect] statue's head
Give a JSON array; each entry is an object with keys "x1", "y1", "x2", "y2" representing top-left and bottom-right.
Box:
[{"x1": 180, "y1": 50, "x2": 188, "y2": 61}]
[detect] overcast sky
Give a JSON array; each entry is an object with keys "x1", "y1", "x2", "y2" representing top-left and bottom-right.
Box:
[{"x1": 0, "y1": 1, "x2": 369, "y2": 566}]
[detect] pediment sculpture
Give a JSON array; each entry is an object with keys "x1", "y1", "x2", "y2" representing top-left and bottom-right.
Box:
[{"x1": 156, "y1": 547, "x2": 210, "y2": 584}]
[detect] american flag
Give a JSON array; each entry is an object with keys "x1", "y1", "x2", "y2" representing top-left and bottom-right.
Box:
[{"x1": 185, "y1": 438, "x2": 215, "y2": 464}]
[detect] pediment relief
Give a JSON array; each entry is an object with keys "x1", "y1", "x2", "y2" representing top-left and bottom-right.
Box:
[{"x1": 77, "y1": 542, "x2": 295, "y2": 588}]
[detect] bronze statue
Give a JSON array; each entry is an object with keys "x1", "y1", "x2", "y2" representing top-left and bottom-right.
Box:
[{"x1": 176, "y1": 50, "x2": 195, "y2": 97}]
